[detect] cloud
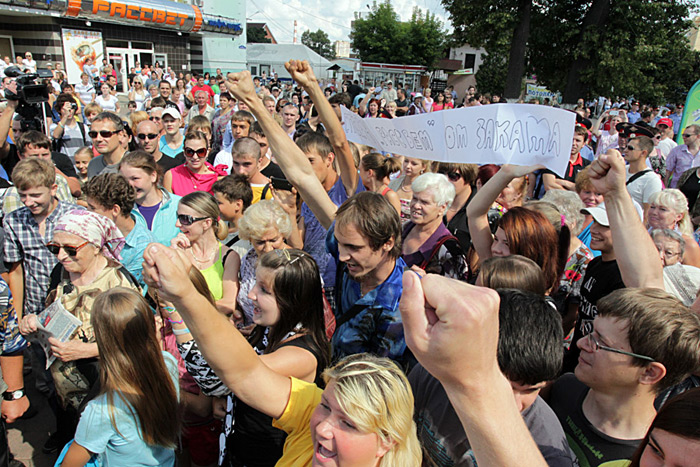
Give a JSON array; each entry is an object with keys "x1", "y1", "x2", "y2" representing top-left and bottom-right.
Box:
[{"x1": 249, "y1": 0, "x2": 451, "y2": 44}]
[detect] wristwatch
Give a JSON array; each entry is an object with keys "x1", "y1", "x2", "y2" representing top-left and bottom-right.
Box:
[{"x1": 2, "y1": 388, "x2": 24, "y2": 401}]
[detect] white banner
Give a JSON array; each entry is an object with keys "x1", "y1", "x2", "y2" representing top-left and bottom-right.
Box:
[
  {"x1": 61, "y1": 29, "x2": 104, "y2": 84},
  {"x1": 341, "y1": 104, "x2": 575, "y2": 177}
]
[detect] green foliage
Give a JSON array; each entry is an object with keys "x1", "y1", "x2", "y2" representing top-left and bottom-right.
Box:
[
  {"x1": 247, "y1": 26, "x2": 271, "y2": 44},
  {"x1": 444, "y1": 0, "x2": 699, "y2": 104},
  {"x1": 474, "y1": 51, "x2": 508, "y2": 97},
  {"x1": 529, "y1": 0, "x2": 697, "y2": 104},
  {"x1": 301, "y1": 29, "x2": 336, "y2": 60},
  {"x1": 350, "y1": 1, "x2": 446, "y2": 68}
]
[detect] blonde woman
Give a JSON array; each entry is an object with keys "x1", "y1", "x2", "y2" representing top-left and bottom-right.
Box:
[
  {"x1": 647, "y1": 189, "x2": 700, "y2": 267},
  {"x1": 129, "y1": 77, "x2": 147, "y2": 111},
  {"x1": 171, "y1": 191, "x2": 240, "y2": 316},
  {"x1": 389, "y1": 156, "x2": 430, "y2": 224}
]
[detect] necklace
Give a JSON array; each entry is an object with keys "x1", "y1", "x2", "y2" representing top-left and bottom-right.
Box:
[
  {"x1": 190, "y1": 242, "x2": 219, "y2": 264},
  {"x1": 399, "y1": 178, "x2": 412, "y2": 192}
]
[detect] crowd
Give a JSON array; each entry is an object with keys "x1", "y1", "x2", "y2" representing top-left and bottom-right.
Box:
[{"x1": 0, "y1": 54, "x2": 696, "y2": 467}]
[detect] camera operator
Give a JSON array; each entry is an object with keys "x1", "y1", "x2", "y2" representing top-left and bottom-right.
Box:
[
  {"x1": 50, "y1": 93, "x2": 89, "y2": 163},
  {"x1": 0, "y1": 97, "x2": 80, "y2": 197}
]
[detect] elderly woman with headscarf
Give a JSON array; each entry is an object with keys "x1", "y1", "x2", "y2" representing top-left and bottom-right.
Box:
[{"x1": 18, "y1": 209, "x2": 141, "y2": 453}]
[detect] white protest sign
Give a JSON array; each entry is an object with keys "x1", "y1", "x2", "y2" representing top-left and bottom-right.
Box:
[{"x1": 341, "y1": 104, "x2": 575, "y2": 177}]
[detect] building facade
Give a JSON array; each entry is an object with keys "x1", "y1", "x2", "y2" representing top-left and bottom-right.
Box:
[{"x1": 0, "y1": 0, "x2": 244, "y2": 89}]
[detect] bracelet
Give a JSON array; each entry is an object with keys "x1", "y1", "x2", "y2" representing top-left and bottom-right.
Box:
[
  {"x1": 57, "y1": 122, "x2": 64, "y2": 128},
  {"x1": 168, "y1": 318, "x2": 184, "y2": 325},
  {"x1": 162, "y1": 306, "x2": 177, "y2": 314},
  {"x1": 172, "y1": 327, "x2": 190, "y2": 336}
]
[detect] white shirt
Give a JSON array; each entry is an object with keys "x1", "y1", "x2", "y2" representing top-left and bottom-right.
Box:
[
  {"x1": 95, "y1": 94, "x2": 118, "y2": 112},
  {"x1": 657, "y1": 138, "x2": 678, "y2": 157},
  {"x1": 75, "y1": 82, "x2": 95, "y2": 105},
  {"x1": 625, "y1": 166, "x2": 662, "y2": 205}
]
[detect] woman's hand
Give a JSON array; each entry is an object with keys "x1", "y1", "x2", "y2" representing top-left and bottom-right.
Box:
[
  {"x1": 500, "y1": 164, "x2": 544, "y2": 179},
  {"x1": 170, "y1": 233, "x2": 191, "y2": 250},
  {"x1": 48, "y1": 338, "x2": 97, "y2": 362},
  {"x1": 19, "y1": 315, "x2": 38, "y2": 336},
  {"x1": 237, "y1": 323, "x2": 255, "y2": 337},
  {"x1": 271, "y1": 186, "x2": 298, "y2": 216},
  {"x1": 142, "y1": 243, "x2": 195, "y2": 303}
]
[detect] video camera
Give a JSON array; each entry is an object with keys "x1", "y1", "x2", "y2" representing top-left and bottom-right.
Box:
[{"x1": 3, "y1": 66, "x2": 53, "y2": 132}]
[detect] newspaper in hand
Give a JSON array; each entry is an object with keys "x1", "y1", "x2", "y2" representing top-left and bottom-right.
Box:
[{"x1": 33, "y1": 300, "x2": 82, "y2": 370}]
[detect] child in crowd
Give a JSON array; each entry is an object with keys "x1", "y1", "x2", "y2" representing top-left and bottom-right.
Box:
[
  {"x1": 58, "y1": 288, "x2": 179, "y2": 466},
  {"x1": 73, "y1": 146, "x2": 92, "y2": 206}
]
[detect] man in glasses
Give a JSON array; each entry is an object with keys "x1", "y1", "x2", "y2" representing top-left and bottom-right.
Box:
[
  {"x1": 147, "y1": 107, "x2": 165, "y2": 134},
  {"x1": 549, "y1": 287, "x2": 700, "y2": 466},
  {"x1": 87, "y1": 112, "x2": 128, "y2": 178},
  {"x1": 135, "y1": 119, "x2": 183, "y2": 173},
  {"x1": 665, "y1": 123, "x2": 700, "y2": 188}
]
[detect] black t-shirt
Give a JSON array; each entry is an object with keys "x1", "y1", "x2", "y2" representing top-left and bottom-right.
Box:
[
  {"x1": 261, "y1": 160, "x2": 285, "y2": 180},
  {"x1": 679, "y1": 169, "x2": 700, "y2": 214},
  {"x1": 2, "y1": 144, "x2": 78, "y2": 180},
  {"x1": 563, "y1": 257, "x2": 624, "y2": 373},
  {"x1": 549, "y1": 373, "x2": 642, "y2": 466},
  {"x1": 410, "y1": 364, "x2": 576, "y2": 467},
  {"x1": 157, "y1": 151, "x2": 185, "y2": 174},
  {"x1": 347, "y1": 84, "x2": 362, "y2": 100}
]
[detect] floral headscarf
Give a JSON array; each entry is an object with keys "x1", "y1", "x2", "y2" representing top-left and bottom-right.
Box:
[{"x1": 54, "y1": 209, "x2": 125, "y2": 262}]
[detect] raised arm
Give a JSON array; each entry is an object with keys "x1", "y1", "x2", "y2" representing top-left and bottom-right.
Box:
[
  {"x1": 401, "y1": 271, "x2": 547, "y2": 467},
  {"x1": 466, "y1": 165, "x2": 539, "y2": 264},
  {"x1": 225, "y1": 71, "x2": 337, "y2": 230},
  {"x1": 143, "y1": 243, "x2": 292, "y2": 419},
  {"x1": 588, "y1": 149, "x2": 664, "y2": 289},
  {"x1": 286, "y1": 60, "x2": 358, "y2": 195},
  {"x1": 358, "y1": 88, "x2": 374, "y2": 117},
  {"x1": 590, "y1": 110, "x2": 609, "y2": 139}
]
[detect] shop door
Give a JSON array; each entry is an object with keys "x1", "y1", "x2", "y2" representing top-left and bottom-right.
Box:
[{"x1": 108, "y1": 52, "x2": 126, "y2": 93}]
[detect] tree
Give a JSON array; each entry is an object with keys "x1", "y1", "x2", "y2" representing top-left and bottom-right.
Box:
[
  {"x1": 247, "y1": 26, "x2": 271, "y2": 44},
  {"x1": 442, "y1": 0, "x2": 534, "y2": 99},
  {"x1": 351, "y1": 1, "x2": 446, "y2": 68},
  {"x1": 301, "y1": 29, "x2": 335, "y2": 60},
  {"x1": 528, "y1": 0, "x2": 697, "y2": 105}
]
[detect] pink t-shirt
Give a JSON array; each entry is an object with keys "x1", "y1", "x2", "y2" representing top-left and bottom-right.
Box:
[{"x1": 169, "y1": 163, "x2": 227, "y2": 196}]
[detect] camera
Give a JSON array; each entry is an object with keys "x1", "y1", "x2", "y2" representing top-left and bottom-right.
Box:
[{"x1": 3, "y1": 66, "x2": 53, "y2": 132}]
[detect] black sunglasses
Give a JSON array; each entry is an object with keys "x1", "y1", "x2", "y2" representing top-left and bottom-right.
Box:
[
  {"x1": 149, "y1": 116, "x2": 161, "y2": 122},
  {"x1": 46, "y1": 241, "x2": 90, "y2": 256},
  {"x1": 88, "y1": 129, "x2": 120, "y2": 139},
  {"x1": 184, "y1": 147, "x2": 208, "y2": 158},
  {"x1": 439, "y1": 171, "x2": 462, "y2": 182},
  {"x1": 137, "y1": 133, "x2": 159, "y2": 140},
  {"x1": 177, "y1": 214, "x2": 208, "y2": 226}
]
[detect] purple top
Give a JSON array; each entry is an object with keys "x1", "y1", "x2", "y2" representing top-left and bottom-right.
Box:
[{"x1": 401, "y1": 221, "x2": 452, "y2": 269}]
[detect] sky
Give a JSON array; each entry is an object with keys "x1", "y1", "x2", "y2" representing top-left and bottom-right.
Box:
[{"x1": 247, "y1": 0, "x2": 452, "y2": 44}]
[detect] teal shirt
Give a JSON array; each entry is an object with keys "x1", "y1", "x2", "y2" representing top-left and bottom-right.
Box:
[
  {"x1": 133, "y1": 189, "x2": 182, "y2": 247},
  {"x1": 120, "y1": 216, "x2": 157, "y2": 288},
  {"x1": 74, "y1": 352, "x2": 179, "y2": 466}
]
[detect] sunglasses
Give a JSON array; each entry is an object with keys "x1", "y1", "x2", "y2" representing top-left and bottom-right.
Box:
[
  {"x1": 137, "y1": 133, "x2": 159, "y2": 140},
  {"x1": 439, "y1": 171, "x2": 462, "y2": 182},
  {"x1": 184, "y1": 147, "x2": 207, "y2": 158},
  {"x1": 177, "y1": 214, "x2": 208, "y2": 226},
  {"x1": 88, "y1": 130, "x2": 120, "y2": 139},
  {"x1": 46, "y1": 241, "x2": 90, "y2": 256},
  {"x1": 625, "y1": 145, "x2": 637, "y2": 151},
  {"x1": 683, "y1": 133, "x2": 697, "y2": 138},
  {"x1": 149, "y1": 116, "x2": 161, "y2": 122}
]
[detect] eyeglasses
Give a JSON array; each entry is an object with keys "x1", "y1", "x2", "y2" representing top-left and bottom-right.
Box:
[
  {"x1": 46, "y1": 241, "x2": 90, "y2": 256},
  {"x1": 177, "y1": 214, "x2": 208, "y2": 226},
  {"x1": 137, "y1": 133, "x2": 159, "y2": 140},
  {"x1": 586, "y1": 332, "x2": 656, "y2": 362},
  {"x1": 439, "y1": 171, "x2": 462, "y2": 182},
  {"x1": 88, "y1": 129, "x2": 120, "y2": 139},
  {"x1": 149, "y1": 116, "x2": 161, "y2": 122},
  {"x1": 683, "y1": 133, "x2": 697, "y2": 138},
  {"x1": 184, "y1": 147, "x2": 208, "y2": 158}
]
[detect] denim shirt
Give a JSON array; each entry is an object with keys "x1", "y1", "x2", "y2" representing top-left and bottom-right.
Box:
[{"x1": 326, "y1": 224, "x2": 407, "y2": 366}]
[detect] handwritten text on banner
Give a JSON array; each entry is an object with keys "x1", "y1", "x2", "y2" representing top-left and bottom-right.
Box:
[{"x1": 341, "y1": 104, "x2": 576, "y2": 177}]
